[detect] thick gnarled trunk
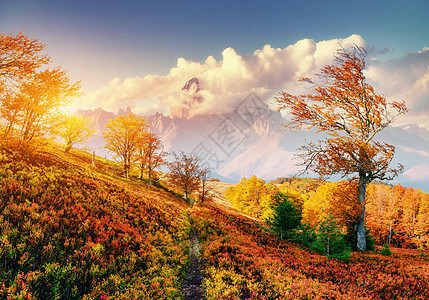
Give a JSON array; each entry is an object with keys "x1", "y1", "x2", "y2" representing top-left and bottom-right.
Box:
[{"x1": 356, "y1": 174, "x2": 367, "y2": 251}]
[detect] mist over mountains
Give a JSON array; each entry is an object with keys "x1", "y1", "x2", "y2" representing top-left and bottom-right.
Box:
[{"x1": 76, "y1": 102, "x2": 429, "y2": 193}]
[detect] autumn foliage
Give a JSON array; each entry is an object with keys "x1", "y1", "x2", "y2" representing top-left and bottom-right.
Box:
[
  {"x1": 0, "y1": 144, "x2": 189, "y2": 299},
  {"x1": 275, "y1": 45, "x2": 407, "y2": 251},
  {"x1": 192, "y1": 200, "x2": 429, "y2": 299},
  {"x1": 103, "y1": 114, "x2": 148, "y2": 178},
  {"x1": 1, "y1": 33, "x2": 81, "y2": 143}
]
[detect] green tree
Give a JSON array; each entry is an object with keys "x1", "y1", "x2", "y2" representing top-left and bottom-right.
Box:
[
  {"x1": 310, "y1": 216, "x2": 351, "y2": 261},
  {"x1": 266, "y1": 193, "x2": 301, "y2": 240}
]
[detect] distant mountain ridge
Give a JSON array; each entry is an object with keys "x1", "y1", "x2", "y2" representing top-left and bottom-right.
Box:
[{"x1": 76, "y1": 107, "x2": 429, "y2": 192}]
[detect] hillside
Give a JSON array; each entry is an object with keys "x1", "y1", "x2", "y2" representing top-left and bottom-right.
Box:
[
  {"x1": 0, "y1": 142, "x2": 190, "y2": 299},
  {"x1": 1, "y1": 142, "x2": 429, "y2": 299}
]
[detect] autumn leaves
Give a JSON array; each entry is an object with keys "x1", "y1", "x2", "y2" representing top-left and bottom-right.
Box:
[
  {"x1": 275, "y1": 45, "x2": 407, "y2": 250},
  {"x1": 0, "y1": 32, "x2": 81, "y2": 144},
  {"x1": 102, "y1": 114, "x2": 167, "y2": 187}
]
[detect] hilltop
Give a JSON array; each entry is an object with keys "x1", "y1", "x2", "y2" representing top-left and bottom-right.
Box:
[{"x1": 1, "y1": 142, "x2": 429, "y2": 299}]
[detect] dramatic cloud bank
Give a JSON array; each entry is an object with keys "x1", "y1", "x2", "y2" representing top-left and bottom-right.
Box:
[
  {"x1": 76, "y1": 35, "x2": 365, "y2": 117},
  {"x1": 366, "y1": 48, "x2": 429, "y2": 128},
  {"x1": 76, "y1": 34, "x2": 429, "y2": 129}
]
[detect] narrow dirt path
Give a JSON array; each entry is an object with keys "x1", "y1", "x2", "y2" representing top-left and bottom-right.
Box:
[{"x1": 183, "y1": 211, "x2": 204, "y2": 300}]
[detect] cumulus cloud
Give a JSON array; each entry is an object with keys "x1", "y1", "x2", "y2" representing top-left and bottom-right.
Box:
[
  {"x1": 399, "y1": 146, "x2": 429, "y2": 157},
  {"x1": 403, "y1": 163, "x2": 429, "y2": 181},
  {"x1": 76, "y1": 35, "x2": 365, "y2": 117},
  {"x1": 365, "y1": 47, "x2": 429, "y2": 128}
]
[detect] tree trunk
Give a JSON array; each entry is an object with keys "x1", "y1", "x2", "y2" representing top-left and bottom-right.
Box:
[
  {"x1": 148, "y1": 166, "x2": 152, "y2": 187},
  {"x1": 327, "y1": 234, "x2": 330, "y2": 255},
  {"x1": 200, "y1": 180, "x2": 206, "y2": 202},
  {"x1": 388, "y1": 223, "x2": 392, "y2": 244},
  {"x1": 356, "y1": 174, "x2": 367, "y2": 251},
  {"x1": 65, "y1": 144, "x2": 72, "y2": 153}
]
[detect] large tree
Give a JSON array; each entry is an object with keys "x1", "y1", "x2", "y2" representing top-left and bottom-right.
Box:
[
  {"x1": 103, "y1": 114, "x2": 148, "y2": 178},
  {"x1": 16, "y1": 67, "x2": 81, "y2": 141},
  {"x1": 1, "y1": 33, "x2": 81, "y2": 142},
  {"x1": 275, "y1": 45, "x2": 407, "y2": 251}
]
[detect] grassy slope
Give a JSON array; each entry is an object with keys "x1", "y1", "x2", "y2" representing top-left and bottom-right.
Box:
[
  {"x1": 0, "y1": 142, "x2": 190, "y2": 299},
  {"x1": 1, "y1": 142, "x2": 429, "y2": 299},
  {"x1": 193, "y1": 189, "x2": 429, "y2": 299}
]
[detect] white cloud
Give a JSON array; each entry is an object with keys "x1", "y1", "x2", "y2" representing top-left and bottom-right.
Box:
[
  {"x1": 75, "y1": 35, "x2": 365, "y2": 117},
  {"x1": 399, "y1": 146, "x2": 429, "y2": 157},
  {"x1": 404, "y1": 163, "x2": 429, "y2": 181},
  {"x1": 365, "y1": 47, "x2": 429, "y2": 128}
]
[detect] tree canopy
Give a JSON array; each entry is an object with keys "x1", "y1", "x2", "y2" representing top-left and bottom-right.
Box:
[
  {"x1": 1, "y1": 32, "x2": 81, "y2": 143},
  {"x1": 103, "y1": 114, "x2": 148, "y2": 178}
]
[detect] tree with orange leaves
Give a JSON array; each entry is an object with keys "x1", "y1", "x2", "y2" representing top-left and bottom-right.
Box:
[
  {"x1": 0, "y1": 32, "x2": 50, "y2": 85},
  {"x1": 1, "y1": 33, "x2": 81, "y2": 142},
  {"x1": 168, "y1": 151, "x2": 201, "y2": 204},
  {"x1": 275, "y1": 45, "x2": 407, "y2": 251},
  {"x1": 366, "y1": 184, "x2": 404, "y2": 245},
  {"x1": 137, "y1": 131, "x2": 167, "y2": 186}
]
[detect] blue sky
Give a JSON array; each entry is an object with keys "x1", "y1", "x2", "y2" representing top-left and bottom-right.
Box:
[{"x1": 2, "y1": 0, "x2": 428, "y2": 92}]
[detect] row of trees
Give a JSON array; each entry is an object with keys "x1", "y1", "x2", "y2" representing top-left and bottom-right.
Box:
[
  {"x1": 102, "y1": 113, "x2": 210, "y2": 204},
  {"x1": 226, "y1": 175, "x2": 429, "y2": 253}
]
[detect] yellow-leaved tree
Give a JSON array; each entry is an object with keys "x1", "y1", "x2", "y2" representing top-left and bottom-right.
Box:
[
  {"x1": 1, "y1": 33, "x2": 81, "y2": 143},
  {"x1": 53, "y1": 113, "x2": 95, "y2": 153},
  {"x1": 103, "y1": 114, "x2": 148, "y2": 178},
  {"x1": 225, "y1": 175, "x2": 278, "y2": 219}
]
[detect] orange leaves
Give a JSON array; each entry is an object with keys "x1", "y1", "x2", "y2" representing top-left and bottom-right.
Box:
[
  {"x1": 390, "y1": 101, "x2": 408, "y2": 114},
  {"x1": 167, "y1": 151, "x2": 203, "y2": 202},
  {"x1": 0, "y1": 32, "x2": 50, "y2": 82},
  {"x1": 366, "y1": 184, "x2": 429, "y2": 248},
  {"x1": 137, "y1": 132, "x2": 167, "y2": 185},
  {"x1": 1, "y1": 33, "x2": 82, "y2": 142},
  {"x1": 275, "y1": 45, "x2": 407, "y2": 184}
]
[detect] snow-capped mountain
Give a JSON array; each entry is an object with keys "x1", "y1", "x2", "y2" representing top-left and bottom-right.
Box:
[{"x1": 76, "y1": 105, "x2": 429, "y2": 192}]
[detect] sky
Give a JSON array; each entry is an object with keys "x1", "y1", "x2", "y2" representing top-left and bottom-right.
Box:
[
  {"x1": 2, "y1": 0, "x2": 429, "y2": 186},
  {"x1": 1, "y1": 1, "x2": 428, "y2": 108}
]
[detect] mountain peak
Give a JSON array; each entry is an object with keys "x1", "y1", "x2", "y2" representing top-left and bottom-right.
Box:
[{"x1": 117, "y1": 106, "x2": 132, "y2": 116}]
